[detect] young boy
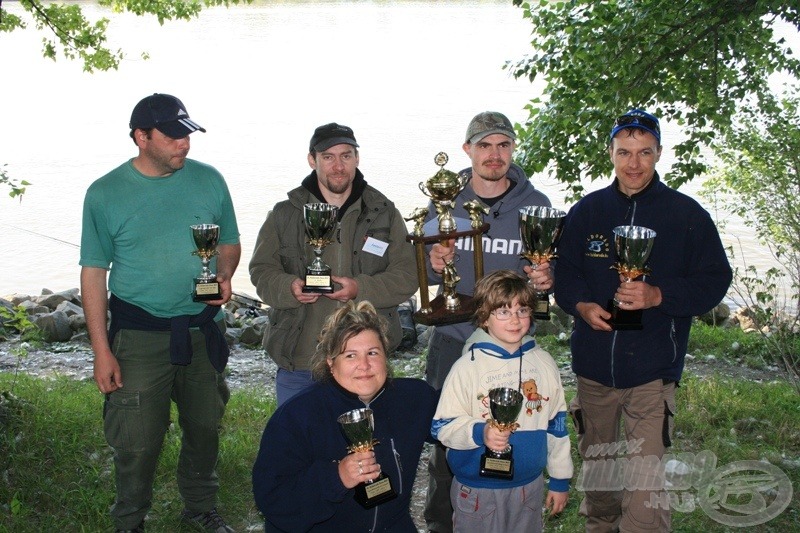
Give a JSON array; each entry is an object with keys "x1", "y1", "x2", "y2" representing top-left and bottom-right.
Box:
[{"x1": 431, "y1": 269, "x2": 572, "y2": 532}]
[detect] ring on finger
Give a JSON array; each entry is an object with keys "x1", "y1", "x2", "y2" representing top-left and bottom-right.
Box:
[{"x1": 358, "y1": 466, "x2": 363, "y2": 475}]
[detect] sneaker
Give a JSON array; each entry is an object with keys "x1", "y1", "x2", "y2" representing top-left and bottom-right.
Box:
[
  {"x1": 181, "y1": 508, "x2": 234, "y2": 533},
  {"x1": 115, "y1": 521, "x2": 144, "y2": 533}
]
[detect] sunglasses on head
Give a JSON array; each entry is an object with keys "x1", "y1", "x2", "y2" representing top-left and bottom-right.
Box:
[{"x1": 613, "y1": 114, "x2": 660, "y2": 136}]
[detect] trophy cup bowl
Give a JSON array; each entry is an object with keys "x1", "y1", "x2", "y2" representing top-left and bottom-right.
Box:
[
  {"x1": 480, "y1": 387, "x2": 524, "y2": 479},
  {"x1": 607, "y1": 225, "x2": 657, "y2": 330},
  {"x1": 190, "y1": 224, "x2": 221, "y2": 302},
  {"x1": 302, "y1": 203, "x2": 339, "y2": 293},
  {"x1": 519, "y1": 206, "x2": 566, "y2": 320},
  {"x1": 418, "y1": 152, "x2": 469, "y2": 234},
  {"x1": 337, "y1": 408, "x2": 397, "y2": 509}
]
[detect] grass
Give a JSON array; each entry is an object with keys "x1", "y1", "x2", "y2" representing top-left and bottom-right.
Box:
[
  {"x1": 544, "y1": 375, "x2": 800, "y2": 532},
  {"x1": 0, "y1": 375, "x2": 275, "y2": 531},
  {"x1": 1, "y1": 327, "x2": 799, "y2": 532}
]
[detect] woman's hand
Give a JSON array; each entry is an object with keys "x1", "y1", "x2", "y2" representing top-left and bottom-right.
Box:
[{"x1": 338, "y1": 450, "x2": 382, "y2": 489}]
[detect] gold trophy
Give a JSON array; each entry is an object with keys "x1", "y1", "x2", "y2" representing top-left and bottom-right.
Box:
[
  {"x1": 191, "y1": 224, "x2": 221, "y2": 302},
  {"x1": 479, "y1": 387, "x2": 524, "y2": 479},
  {"x1": 519, "y1": 206, "x2": 566, "y2": 320},
  {"x1": 302, "y1": 203, "x2": 339, "y2": 293},
  {"x1": 406, "y1": 153, "x2": 490, "y2": 325},
  {"x1": 337, "y1": 408, "x2": 397, "y2": 509},
  {"x1": 608, "y1": 225, "x2": 657, "y2": 330}
]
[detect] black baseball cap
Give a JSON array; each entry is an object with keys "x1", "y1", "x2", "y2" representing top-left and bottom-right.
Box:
[
  {"x1": 129, "y1": 93, "x2": 206, "y2": 139},
  {"x1": 309, "y1": 122, "x2": 359, "y2": 152}
]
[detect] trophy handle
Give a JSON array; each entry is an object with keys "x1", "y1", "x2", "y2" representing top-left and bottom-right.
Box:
[{"x1": 418, "y1": 182, "x2": 431, "y2": 198}]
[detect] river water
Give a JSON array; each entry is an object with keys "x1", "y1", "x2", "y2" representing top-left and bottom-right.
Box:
[{"x1": 0, "y1": 1, "x2": 795, "y2": 306}]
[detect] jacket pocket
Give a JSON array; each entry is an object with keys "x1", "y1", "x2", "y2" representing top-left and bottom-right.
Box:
[{"x1": 278, "y1": 244, "x2": 304, "y2": 275}]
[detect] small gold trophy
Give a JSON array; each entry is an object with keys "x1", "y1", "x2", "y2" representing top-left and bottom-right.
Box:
[
  {"x1": 479, "y1": 387, "x2": 524, "y2": 480},
  {"x1": 406, "y1": 153, "x2": 490, "y2": 326},
  {"x1": 607, "y1": 225, "x2": 657, "y2": 330},
  {"x1": 519, "y1": 206, "x2": 566, "y2": 320},
  {"x1": 337, "y1": 408, "x2": 397, "y2": 509},
  {"x1": 191, "y1": 224, "x2": 221, "y2": 302},
  {"x1": 302, "y1": 203, "x2": 339, "y2": 293}
]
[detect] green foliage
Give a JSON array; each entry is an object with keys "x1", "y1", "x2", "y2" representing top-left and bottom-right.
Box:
[
  {"x1": 0, "y1": 164, "x2": 30, "y2": 201},
  {"x1": 0, "y1": 306, "x2": 43, "y2": 344},
  {"x1": 0, "y1": 0, "x2": 252, "y2": 72},
  {"x1": 509, "y1": 0, "x2": 800, "y2": 201},
  {"x1": 700, "y1": 92, "x2": 800, "y2": 391}
]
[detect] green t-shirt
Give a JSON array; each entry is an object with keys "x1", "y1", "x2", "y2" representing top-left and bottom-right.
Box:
[{"x1": 80, "y1": 158, "x2": 240, "y2": 318}]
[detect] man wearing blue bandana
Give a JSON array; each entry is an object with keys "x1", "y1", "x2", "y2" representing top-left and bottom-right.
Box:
[{"x1": 554, "y1": 109, "x2": 731, "y2": 532}]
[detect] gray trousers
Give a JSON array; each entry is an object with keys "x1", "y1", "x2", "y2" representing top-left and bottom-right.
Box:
[
  {"x1": 450, "y1": 475, "x2": 544, "y2": 533},
  {"x1": 105, "y1": 326, "x2": 229, "y2": 528}
]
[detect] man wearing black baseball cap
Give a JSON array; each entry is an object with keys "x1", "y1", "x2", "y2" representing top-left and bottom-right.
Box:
[
  {"x1": 249, "y1": 122, "x2": 417, "y2": 406},
  {"x1": 129, "y1": 92, "x2": 206, "y2": 140},
  {"x1": 555, "y1": 109, "x2": 731, "y2": 532},
  {"x1": 81, "y1": 93, "x2": 240, "y2": 532}
]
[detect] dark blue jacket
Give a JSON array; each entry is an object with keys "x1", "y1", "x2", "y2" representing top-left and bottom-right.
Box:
[
  {"x1": 253, "y1": 378, "x2": 438, "y2": 532},
  {"x1": 554, "y1": 174, "x2": 732, "y2": 388}
]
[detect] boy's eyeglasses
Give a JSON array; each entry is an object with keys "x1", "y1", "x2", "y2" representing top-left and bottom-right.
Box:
[{"x1": 491, "y1": 307, "x2": 532, "y2": 321}]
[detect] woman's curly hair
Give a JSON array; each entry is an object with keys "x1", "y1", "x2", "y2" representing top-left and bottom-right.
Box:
[{"x1": 311, "y1": 300, "x2": 393, "y2": 381}]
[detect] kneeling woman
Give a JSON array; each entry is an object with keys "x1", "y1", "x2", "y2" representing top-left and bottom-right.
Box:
[{"x1": 253, "y1": 301, "x2": 438, "y2": 532}]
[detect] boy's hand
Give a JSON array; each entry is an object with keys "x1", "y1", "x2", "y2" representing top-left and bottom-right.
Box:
[
  {"x1": 545, "y1": 490, "x2": 569, "y2": 516},
  {"x1": 483, "y1": 423, "x2": 510, "y2": 452}
]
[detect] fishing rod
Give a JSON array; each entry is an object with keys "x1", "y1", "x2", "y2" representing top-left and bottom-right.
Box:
[{"x1": 1, "y1": 222, "x2": 267, "y2": 308}]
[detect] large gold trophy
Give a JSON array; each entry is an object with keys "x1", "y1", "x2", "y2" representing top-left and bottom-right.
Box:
[{"x1": 405, "y1": 153, "x2": 489, "y2": 326}]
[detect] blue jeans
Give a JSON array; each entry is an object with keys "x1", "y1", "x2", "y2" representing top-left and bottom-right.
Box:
[
  {"x1": 105, "y1": 326, "x2": 229, "y2": 529},
  {"x1": 275, "y1": 368, "x2": 314, "y2": 406}
]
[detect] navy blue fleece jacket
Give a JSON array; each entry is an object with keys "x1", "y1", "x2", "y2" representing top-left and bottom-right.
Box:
[{"x1": 554, "y1": 174, "x2": 732, "y2": 388}]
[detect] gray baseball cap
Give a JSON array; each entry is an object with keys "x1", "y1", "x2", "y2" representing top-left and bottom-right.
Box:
[{"x1": 465, "y1": 111, "x2": 516, "y2": 144}]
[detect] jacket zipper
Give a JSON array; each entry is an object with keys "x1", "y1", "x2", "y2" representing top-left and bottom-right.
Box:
[
  {"x1": 391, "y1": 437, "x2": 403, "y2": 494},
  {"x1": 670, "y1": 319, "x2": 677, "y2": 363}
]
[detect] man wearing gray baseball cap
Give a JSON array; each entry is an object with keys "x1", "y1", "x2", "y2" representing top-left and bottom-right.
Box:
[{"x1": 423, "y1": 111, "x2": 556, "y2": 533}]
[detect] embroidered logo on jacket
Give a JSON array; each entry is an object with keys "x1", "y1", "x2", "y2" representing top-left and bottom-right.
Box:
[{"x1": 585, "y1": 233, "x2": 610, "y2": 258}]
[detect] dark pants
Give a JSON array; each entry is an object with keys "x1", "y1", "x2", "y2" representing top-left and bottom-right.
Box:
[
  {"x1": 105, "y1": 326, "x2": 229, "y2": 529},
  {"x1": 424, "y1": 329, "x2": 465, "y2": 533}
]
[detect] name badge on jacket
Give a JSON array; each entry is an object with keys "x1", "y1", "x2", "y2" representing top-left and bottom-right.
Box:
[{"x1": 363, "y1": 237, "x2": 389, "y2": 257}]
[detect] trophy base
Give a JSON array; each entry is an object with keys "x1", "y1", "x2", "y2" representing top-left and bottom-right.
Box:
[
  {"x1": 606, "y1": 300, "x2": 643, "y2": 330},
  {"x1": 479, "y1": 447, "x2": 514, "y2": 480},
  {"x1": 354, "y1": 472, "x2": 398, "y2": 509},
  {"x1": 193, "y1": 280, "x2": 221, "y2": 302},
  {"x1": 303, "y1": 272, "x2": 334, "y2": 294},
  {"x1": 414, "y1": 294, "x2": 476, "y2": 326},
  {"x1": 533, "y1": 294, "x2": 550, "y2": 321}
]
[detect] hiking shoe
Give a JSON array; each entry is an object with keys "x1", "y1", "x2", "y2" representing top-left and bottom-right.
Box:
[
  {"x1": 181, "y1": 508, "x2": 234, "y2": 533},
  {"x1": 115, "y1": 521, "x2": 144, "y2": 533}
]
